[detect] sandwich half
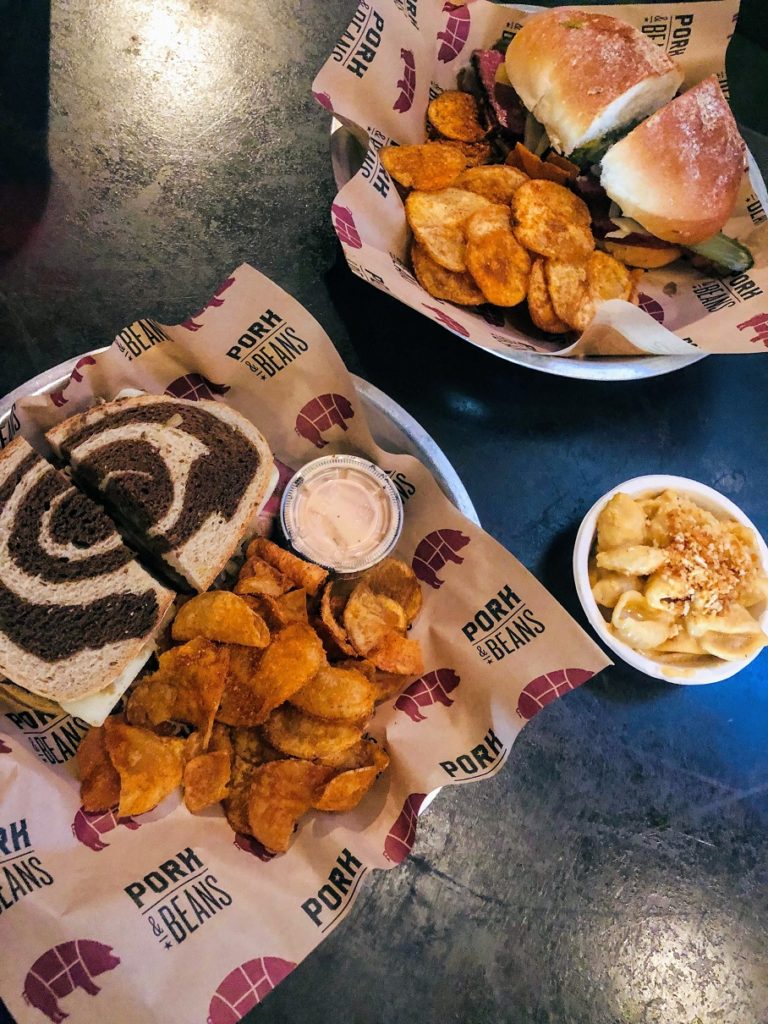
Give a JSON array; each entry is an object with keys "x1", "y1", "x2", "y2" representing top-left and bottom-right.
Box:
[
  {"x1": 47, "y1": 395, "x2": 276, "y2": 592},
  {"x1": 0, "y1": 436, "x2": 174, "y2": 723},
  {"x1": 505, "y1": 8, "x2": 683, "y2": 162}
]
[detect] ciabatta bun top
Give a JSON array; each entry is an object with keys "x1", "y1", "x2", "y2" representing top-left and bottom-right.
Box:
[
  {"x1": 600, "y1": 77, "x2": 745, "y2": 245},
  {"x1": 505, "y1": 8, "x2": 683, "y2": 156}
]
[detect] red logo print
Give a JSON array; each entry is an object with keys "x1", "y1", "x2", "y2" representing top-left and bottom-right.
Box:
[
  {"x1": 208, "y1": 958, "x2": 296, "y2": 1024},
  {"x1": 181, "y1": 276, "x2": 236, "y2": 331},
  {"x1": 394, "y1": 48, "x2": 416, "y2": 112},
  {"x1": 164, "y1": 374, "x2": 231, "y2": 402},
  {"x1": 233, "y1": 833, "x2": 276, "y2": 862},
  {"x1": 295, "y1": 393, "x2": 355, "y2": 449},
  {"x1": 261, "y1": 458, "x2": 296, "y2": 520},
  {"x1": 49, "y1": 355, "x2": 98, "y2": 409},
  {"x1": 0, "y1": 736, "x2": 11, "y2": 753},
  {"x1": 423, "y1": 304, "x2": 470, "y2": 336},
  {"x1": 736, "y1": 312, "x2": 768, "y2": 348},
  {"x1": 23, "y1": 940, "x2": 120, "y2": 1023},
  {"x1": 516, "y1": 669, "x2": 594, "y2": 721},
  {"x1": 72, "y1": 807, "x2": 141, "y2": 853},
  {"x1": 313, "y1": 90, "x2": 333, "y2": 111},
  {"x1": 412, "y1": 529, "x2": 470, "y2": 589},
  {"x1": 437, "y1": 2, "x2": 471, "y2": 64},
  {"x1": 394, "y1": 669, "x2": 461, "y2": 722},
  {"x1": 331, "y1": 203, "x2": 362, "y2": 249},
  {"x1": 384, "y1": 793, "x2": 426, "y2": 864},
  {"x1": 638, "y1": 292, "x2": 665, "y2": 324}
]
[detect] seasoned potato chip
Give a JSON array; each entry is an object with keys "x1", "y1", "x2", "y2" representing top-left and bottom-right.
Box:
[
  {"x1": 104, "y1": 718, "x2": 186, "y2": 817},
  {"x1": 455, "y1": 165, "x2": 528, "y2": 205},
  {"x1": 316, "y1": 737, "x2": 387, "y2": 770},
  {"x1": 406, "y1": 188, "x2": 494, "y2": 272},
  {"x1": 217, "y1": 622, "x2": 325, "y2": 726},
  {"x1": 512, "y1": 179, "x2": 594, "y2": 262},
  {"x1": 545, "y1": 260, "x2": 592, "y2": 332},
  {"x1": 439, "y1": 139, "x2": 492, "y2": 167},
  {"x1": 411, "y1": 242, "x2": 485, "y2": 306},
  {"x1": 335, "y1": 658, "x2": 376, "y2": 681},
  {"x1": 380, "y1": 142, "x2": 466, "y2": 191},
  {"x1": 247, "y1": 760, "x2": 334, "y2": 853},
  {"x1": 246, "y1": 538, "x2": 328, "y2": 596},
  {"x1": 262, "y1": 705, "x2": 363, "y2": 760},
  {"x1": 77, "y1": 725, "x2": 120, "y2": 812},
  {"x1": 243, "y1": 589, "x2": 308, "y2": 630},
  {"x1": 223, "y1": 756, "x2": 256, "y2": 834},
  {"x1": 231, "y1": 727, "x2": 282, "y2": 765},
  {"x1": 371, "y1": 670, "x2": 410, "y2": 702},
  {"x1": 546, "y1": 152, "x2": 580, "y2": 179},
  {"x1": 587, "y1": 250, "x2": 633, "y2": 304},
  {"x1": 313, "y1": 765, "x2": 381, "y2": 812},
  {"x1": 289, "y1": 664, "x2": 375, "y2": 722},
  {"x1": 509, "y1": 143, "x2": 571, "y2": 185},
  {"x1": 344, "y1": 583, "x2": 406, "y2": 657},
  {"x1": 428, "y1": 90, "x2": 486, "y2": 142},
  {"x1": 466, "y1": 205, "x2": 531, "y2": 306},
  {"x1": 369, "y1": 631, "x2": 425, "y2": 676},
  {"x1": 126, "y1": 638, "x2": 229, "y2": 748},
  {"x1": 363, "y1": 558, "x2": 423, "y2": 623},
  {"x1": 172, "y1": 591, "x2": 270, "y2": 648},
  {"x1": 316, "y1": 581, "x2": 356, "y2": 657},
  {"x1": 527, "y1": 258, "x2": 569, "y2": 334},
  {"x1": 183, "y1": 750, "x2": 231, "y2": 813},
  {"x1": 235, "y1": 556, "x2": 292, "y2": 598}
]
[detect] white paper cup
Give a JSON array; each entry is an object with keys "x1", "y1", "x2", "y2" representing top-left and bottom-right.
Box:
[{"x1": 573, "y1": 475, "x2": 768, "y2": 685}]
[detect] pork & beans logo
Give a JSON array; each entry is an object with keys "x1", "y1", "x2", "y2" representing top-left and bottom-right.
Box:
[
  {"x1": 23, "y1": 940, "x2": 120, "y2": 1023},
  {"x1": 437, "y1": 2, "x2": 470, "y2": 64},
  {"x1": 295, "y1": 393, "x2": 355, "y2": 449},
  {"x1": 411, "y1": 528, "x2": 470, "y2": 589},
  {"x1": 384, "y1": 793, "x2": 425, "y2": 863},
  {"x1": 331, "y1": 203, "x2": 363, "y2": 248},
  {"x1": 113, "y1": 319, "x2": 170, "y2": 362},
  {"x1": 736, "y1": 313, "x2": 768, "y2": 348},
  {"x1": 439, "y1": 726, "x2": 507, "y2": 781},
  {"x1": 462, "y1": 585, "x2": 546, "y2": 664},
  {"x1": 72, "y1": 808, "x2": 141, "y2": 853},
  {"x1": 331, "y1": 0, "x2": 384, "y2": 80},
  {"x1": 224, "y1": 306, "x2": 310, "y2": 380},
  {"x1": 394, "y1": 48, "x2": 416, "y2": 112},
  {"x1": 5, "y1": 710, "x2": 88, "y2": 767},
  {"x1": 181, "y1": 276, "x2": 236, "y2": 331},
  {"x1": 641, "y1": 13, "x2": 695, "y2": 58},
  {"x1": 124, "y1": 846, "x2": 233, "y2": 950},
  {"x1": 208, "y1": 957, "x2": 296, "y2": 1024},
  {"x1": 394, "y1": 669, "x2": 461, "y2": 722},
  {"x1": 516, "y1": 669, "x2": 595, "y2": 721},
  {"x1": 393, "y1": 0, "x2": 418, "y2": 29},
  {"x1": 0, "y1": 817, "x2": 55, "y2": 918},
  {"x1": 692, "y1": 272, "x2": 763, "y2": 314},
  {"x1": 164, "y1": 374, "x2": 230, "y2": 402},
  {"x1": 301, "y1": 848, "x2": 366, "y2": 931}
]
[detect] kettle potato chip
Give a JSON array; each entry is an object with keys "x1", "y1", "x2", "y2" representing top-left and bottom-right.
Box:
[
  {"x1": 77, "y1": 725, "x2": 121, "y2": 813},
  {"x1": 587, "y1": 249, "x2": 633, "y2": 304},
  {"x1": 231, "y1": 727, "x2": 282, "y2": 765},
  {"x1": 172, "y1": 591, "x2": 270, "y2": 647},
  {"x1": 235, "y1": 556, "x2": 292, "y2": 597},
  {"x1": 343, "y1": 583, "x2": 406, "y2": 657},
  {"x1": 368, "y1": 631, "x2": 425, "y2": 676},
  {"x1": 316, "y1": 737, "x2": 386, "y2": 771},
  {"x1": 406, "y1": 188, "x2": 495, "y2": 272},
  {"x1": 312, "y1": 764, "x2": 383, "y2": 813},
  {"x1": 454, "y1": 165, "x2": 529, "y2": 205},
  {"x1": 243, "y1": 589, "x2": 308, "y2": 630},
  {"x1": 466, "y1": 205, "x2": 531, "y2": 307},
  {"x1": 247, "y1": 760, "x2": 334, "y2": 853},
  {"x1": 411, "y1": 242, "x2": 485, "y2": 306},
  {"x1": 507, "y1": 142, "x2": 572, "y2": 186},
  {"x1": 528, "y1": 258, "x2": 570, "y2": 334},
  {"x1": 428, "y1": 90, "x2": 486, "y2": 142},
  {"x1": 183, "y1": 750, "x2": 232, "y2": 813},
  {"x1": 439, "y1": 139, "x2": 492, "y2": 167},
  {"x1": 545, "y1": 259, "x2": 591, "y2": 332},
  {"x1": 246, "y1": 538, "x2": 328, "y2": 596},
  {"x1": 262, "y1": 705, "x2": 363, "y2": 760},
  {"x1": 104, "y1": 718, "x2": 187, "y2": 818},
  {"x1": 223, "y1": 755, "x2": 256, "y2": 834},
  {"x1": 363, "y1": 558, "x2": 423, "y2": 624},
  {"x1": 316, "y1": 580, "x2": 356, "y2": 657},
  {"x1": 380, "y1": 142, "x2": 466, "y2": 191},
  {"x1": 289, "y1": 664, "x2": 375, "y2": 722},
  {"x1": 512, "y1": 179, "x2": 594, "y2": 262}
]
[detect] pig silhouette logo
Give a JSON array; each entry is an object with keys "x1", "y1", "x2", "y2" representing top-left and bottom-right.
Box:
[
  {"x1": 384, "y1": 793, "x2": 426, "y2": 863},
  {"x1": 394, "y1": 49, "x2": 416, "y2": 112},
  {"x1": 0, "y1": 736, "x2": 11, "y2": 753},
  {"x1": 736, "y1": 312, "x2": 768, "y2": 347},
  {"x1": 412, "y1": 529, "x2": 471, "y2": 589},
  {"x1": 313, "y1": 90, "x2": 333, "y2": 111},
  {"x1": 395, "y1": 669, "x2": 461, "y2": 722},
  {"x1": 164, "y1": 373, "x2": 231, "y2": 402},
  {"x1": 49, "y1": 355, "x2": 98, "y2": 409},
  {"x1": 295, "y1": 393, "x2": 355, "y2": 449},
  {"x1": 516, "y1": 668, "x2": 594, "y2": 721},
  {"x1": 23, "y1": 940, "x2": 120, "y2": 1023},
  {"x1": 233, "y1": 833, "x2": 276, "y2": 862},
  {"x1": 208, "y1": 957, "x2": 296, "y2": 1023},
  {"x1": 72, "y1": 807, "x2": 141, "y2": 852},
  {"x1": 437, "y1": 2, "x2": 471, "y2": 63},
  {"x1": 423, "y1": 304, "x2": 470, "y2": 337},
  {"x1": 181, "y1": 276, "x2": 236, "y2": 331},
  {"x1": 331, "y1": 203, "x2": 363, "y2": 249},
  {"x1": 638, "y1": 293, "x2": 665, "y2": 324}
]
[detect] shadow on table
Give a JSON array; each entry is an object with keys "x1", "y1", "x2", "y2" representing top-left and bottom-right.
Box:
[{"x1": 0, "y1": 0, "x2": 51, "y2": 264}]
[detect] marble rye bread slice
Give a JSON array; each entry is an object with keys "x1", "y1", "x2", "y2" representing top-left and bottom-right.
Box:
[
  {"x1": 0, "y1": 436, "x2": 174, "y2": 704},
  {"x1": 47, "y1": 395, "x2": 276, "y2": 592}
]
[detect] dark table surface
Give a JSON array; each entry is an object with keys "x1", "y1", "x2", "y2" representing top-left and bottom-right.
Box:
[{"x1": 2, "y1": 2, "x2": 768, "y2": 1023}]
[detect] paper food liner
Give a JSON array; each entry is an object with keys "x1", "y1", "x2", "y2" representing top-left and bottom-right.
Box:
[
  {"x1": 312, "y1": 0, "x2": 768, "y2": 358},
  {"x1": 0, "y1": 266, "x2": 608, "y2": 1023}
]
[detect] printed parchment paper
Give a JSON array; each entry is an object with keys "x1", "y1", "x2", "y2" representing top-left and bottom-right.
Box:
[
  {"x1": 0, "y1": 266, "x2": 608, "y2": 1023},
  {"x1": 313, "y1": 0, "x2": 768, "y2": 358}
]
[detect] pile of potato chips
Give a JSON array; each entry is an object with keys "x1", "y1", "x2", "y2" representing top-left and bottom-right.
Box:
[
  {"x1": 380, "y1": 90, "x2": 639, "y2": 334},
  {"x1": 77, "y1": 540, "x2": 425, "y2": 853}
]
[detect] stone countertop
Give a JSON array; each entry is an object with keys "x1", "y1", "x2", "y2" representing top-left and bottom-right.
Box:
[{"x1": 1, "y1": 2, "x2": 767, "y2": 1023}]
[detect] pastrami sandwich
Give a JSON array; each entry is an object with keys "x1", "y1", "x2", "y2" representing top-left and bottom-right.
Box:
[
  {"x1": 0, "y1": 437, "x2": 174, "y2": 724},
  {"x1": 504, "y1": 8, "x2": 683, "y2": 165},
  {"x1": 47, "y1": 395, "x2": 276, "y2": 593}
]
